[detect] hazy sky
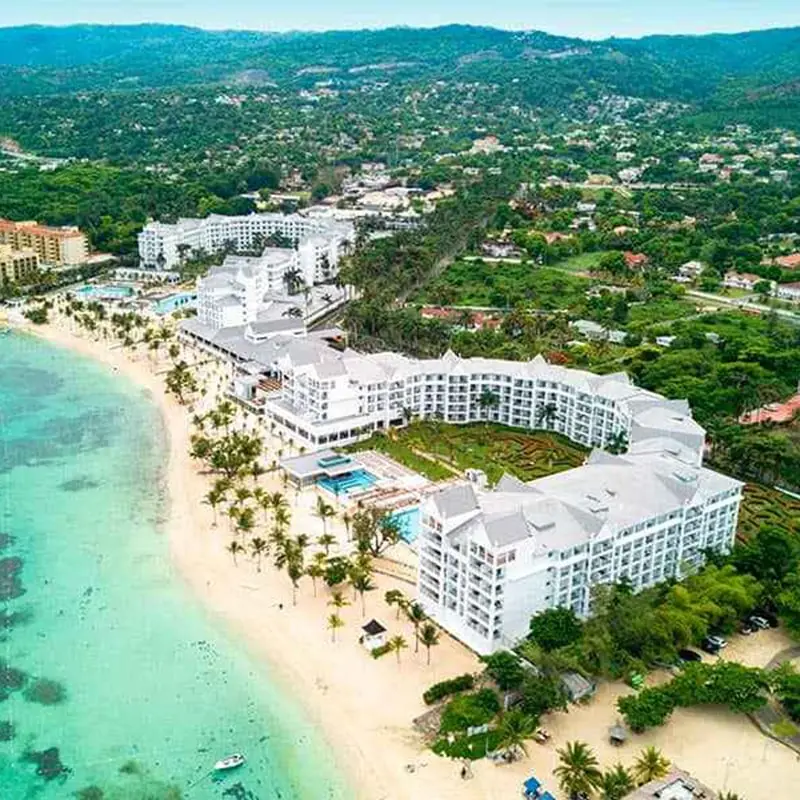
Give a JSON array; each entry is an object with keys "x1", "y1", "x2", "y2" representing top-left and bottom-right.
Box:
[{"x1": 5, "y1": 0, "x2": 799, "y2": 39}]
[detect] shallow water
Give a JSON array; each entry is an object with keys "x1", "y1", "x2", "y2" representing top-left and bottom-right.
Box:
[{"x1": 0, "y1": 332, "x2": 348, "y2": 799}]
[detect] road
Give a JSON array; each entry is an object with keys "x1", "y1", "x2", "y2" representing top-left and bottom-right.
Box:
[{"x1": 685, "y1": 290, "x2": 800, "y2": 325}]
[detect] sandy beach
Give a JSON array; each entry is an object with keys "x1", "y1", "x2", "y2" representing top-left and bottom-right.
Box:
[{"x1": 11, "y1": 312, "x2": 800, "y2": 800}]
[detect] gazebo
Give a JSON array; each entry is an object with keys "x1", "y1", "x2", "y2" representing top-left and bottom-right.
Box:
[{"x1": 360, "y1": 619, "x2": 387, "y2": 651}]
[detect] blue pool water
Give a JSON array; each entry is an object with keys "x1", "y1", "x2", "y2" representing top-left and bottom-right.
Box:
[
  {"x1": 318, "y1": 469, "x2": 377, "y2": 496},
  {"x1": 77, "y1": 285, "x2": 134, "y2": 300},
  {"x1": 152, "y1": 292, "x2": 197, "y2": 315},
  {"x1": 390, "y1": 506, "x2": 421, "y2": 544}
]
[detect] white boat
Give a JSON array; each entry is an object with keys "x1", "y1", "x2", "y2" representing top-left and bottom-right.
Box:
[{"x1": 214, "y1": 753, "x2": 246, "y2": 771}]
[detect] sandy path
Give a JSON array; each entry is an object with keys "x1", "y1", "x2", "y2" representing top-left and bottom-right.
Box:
[{"x1": 10, "y1": 314, "x2": 800, "y2": 800}]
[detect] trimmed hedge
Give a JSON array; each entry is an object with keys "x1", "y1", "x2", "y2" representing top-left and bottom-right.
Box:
[
  {"x1": 423, "y1": 673, "x2": 476, "y2": 705},
  {"x1": 370, "y1": 643, "x2": 393, "y2": 659}
]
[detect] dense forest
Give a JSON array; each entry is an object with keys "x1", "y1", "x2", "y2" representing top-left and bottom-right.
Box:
[{"x1": 0, "y1": 23, "x2": 797, "y2": 126}]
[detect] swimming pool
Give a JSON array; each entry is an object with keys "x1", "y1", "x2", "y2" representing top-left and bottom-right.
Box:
[
  {"x1": 391, "y1": 506, "x2": 421, "y2": 544},
  {"x1": 77, "y1": 284, "x2": 134, "y2": 300},
  {"x1": 152, "y1": 292, "x2": 197, "y2": 315},
  {"x1": 317, "y1": 469, "x2": 377, "y2": 496}
]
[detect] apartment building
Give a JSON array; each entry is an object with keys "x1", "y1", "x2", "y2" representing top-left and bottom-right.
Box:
[
  {"x1": 258, "y1": 343, "x2": 740, "y2": 654},
  {"x1": 0, "y1": 219, "x2": 88, "y2": 266},
  {"x1": 0, "y1": 245, "x2": 39, "y2": 286},
  {"x1": 137, "y1": 212, "x2": 354, "y2": 271},
  {"x1": 197, "y1": 249, "x2": 299, "y2": 329},
  {"x1": 266, "y1": 349, "x2": 706, "y2": 464},
  {"x1": 417, "y1": 453, "x2": 741, "y2": 655}
]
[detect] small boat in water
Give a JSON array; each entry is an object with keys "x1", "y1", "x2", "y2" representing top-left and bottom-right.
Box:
[{"x1": 214, "y1": 754, "x2": 246, "y2": 771}]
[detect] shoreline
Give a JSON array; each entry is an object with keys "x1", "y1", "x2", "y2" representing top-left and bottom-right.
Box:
[
  {"x1": 11, "y1": 315, "x2": 800, "y2": 800},
  {"x1": 13, "y1": 319, "x2": 490, "y2": 800}
]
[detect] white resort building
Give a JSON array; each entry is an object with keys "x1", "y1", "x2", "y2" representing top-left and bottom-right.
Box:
[
  {"x1": 197, "y1": 335, "x2": 743, "y2": 654},
  {"x1": 137, "y1": 212, "x2": 354, "y2": 271}
]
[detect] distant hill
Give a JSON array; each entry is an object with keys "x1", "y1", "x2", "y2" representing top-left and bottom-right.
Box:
[{"x1": 0, "y1": 22, "x2": 797, "y2": 115}]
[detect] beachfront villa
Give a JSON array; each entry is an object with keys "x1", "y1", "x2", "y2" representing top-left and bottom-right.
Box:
[
  {"x1": 137, "y1": 212, "x2": 355, "y2": 271},
  {"x1": 183, "y1": 333, "x2": 742, "y2": 656}
]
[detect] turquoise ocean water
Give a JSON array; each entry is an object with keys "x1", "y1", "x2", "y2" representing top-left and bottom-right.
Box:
[{"x1": 0, "y1": 332, "x2": 348, "y2": 800}]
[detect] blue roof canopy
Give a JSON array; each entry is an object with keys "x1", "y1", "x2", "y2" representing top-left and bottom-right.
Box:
[
  {"x1": 523, "y1": 777, "x2": 541, "y2": 793},
  {"x1": 540, "y1": 792, "x2": 557, "y2": 800}
]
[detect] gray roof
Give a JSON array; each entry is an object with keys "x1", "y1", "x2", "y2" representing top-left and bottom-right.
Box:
[{"x1": 433, "y1": 483, "x2": 479, "y2": 519}]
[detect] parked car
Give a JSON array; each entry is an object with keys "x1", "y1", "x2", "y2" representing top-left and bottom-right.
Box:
[
  {"x1": 702, "y1": 635, "x2": 728, "y2": 654},
  {"x1": 740, "y1": 624, "x2": 754, "y2": 636},
  {"x1": 748, "y1": 616, "x2": 770, "y2": 630},
  {"x1": 678, "y1": 648, "x2": 703, "y2": 662}
]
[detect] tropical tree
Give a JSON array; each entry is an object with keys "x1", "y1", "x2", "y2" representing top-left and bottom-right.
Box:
[
  {"x1": 496, "y1": 709, "x2": 537, "y2": 760},
  {"x1": 405, "y1": 601, "x2": 427, "y2": 652},
  {"x1": 249, "y1": 537, "x2": 268, "y2": 572},
  {"x1": 633, "y1": 746, "x2": 671, "y2": 786},
  {"x1": 307, "y1": 553, "x2": 327, "y2": 597},
  {"x1": 226, "y1": 540, "x2": 245, "y2": 567},
  {"x1": 328, "y1": 590, "x2": 350, "y2": 611},
  {"x1": 351, "y1": 569, "x2": 376, "y2": 617},
  {"x1": 318, "y1": 532, "x2": 337, "y2": 555},
  {"x1": 478, "y1": 388, "x2": 500, "y2": 420},
  {"x1": 204, "y1": 484, "x2": 227, "y2": 526},
  {"x1": 328, "y1": 613, "x2": 344, "y2": 643},
  {"x1": 385, "y1": 589, "x2": 406, "y2": 619},
  {"x1": 536, "y1": 402, "x2": 559, "y2": 429},
  {"x1": 419, "y1": 623, "x2": 440, "y2": 665},
  {"x1": 605, "y1": 430, "x2": 629, "y2": 456},
  {"x1": 389, "y1": 635, "x2": 408, "y2": 665},
  {"x1": 314, "y1": 496, "x2": 336, "y2": 536},
  {"x1": 554, "y1": 741, "x2": 603, "y2": 800},
  {"x1": 600, "y1": 764, "x2": 635, "y2": 800}
]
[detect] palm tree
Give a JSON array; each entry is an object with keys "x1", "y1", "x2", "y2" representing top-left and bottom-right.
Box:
[
  {"x1": 327, "y1": 613, "x2": 344, "y2": 643},
  {"x1": 328, "y1": 590, "x2": 350, "y2": 611},
  {"x1": 389, "y1": 635, "x2": 408, "y2": 664},
  {"x1": 536, "y1": 402, "x2": 559, "y2": 429},
  {"x1": 633, "y1": 746, "x2": 670, "y2": 786},
  {"x1": 314, "y1": 496, "x2": 336, "y2": 536},
  {"x1": 307, "y1": 559, "x2": 326, "y2": 597},
  {"x1": 204, "y1": 484, "x2": 227, "y2": 526},
  {"x1": 496, "y1": 709, "x2": 537, "y2": 761},
  {"x1": 605, "y1": 430, "x2": 629, "y2": 456},
  {"x1": 318, "y1": 533, "x2": 336, "y2": 555},
  {"x1": 477, "y1": 388, "x2": 500, "y2": 420},
  {"x1": 419, "y1": 623, "x2": 440, "y2": 665},
  {"x1": 385, "y1": 589, "x2": 406, "y2": 619},
  {"x1": 554, "y1": 741, "x2": 603, "y2": 800},
  {"x1": 405, "y1": 601, "x2": 427, "y2": 652},
  {"x1": 341, "y1": 511, "x2": 352, "y2": 540},
  {"x1": 249, "y1": 537, "x2": 268, "y2": 572},
  {"x1": 600, "y1": 764, "x2": 635, "y2": 800},
  {"x1": 226, "y1": 540, "x2": 245, "y2": 567},
  {"x1": 351, "y1": 570, "x2": 376, "y2": 616}
]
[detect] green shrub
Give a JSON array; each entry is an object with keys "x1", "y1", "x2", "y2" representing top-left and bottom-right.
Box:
[
  {"x1": 423, "y1": 673, "x2": 475, "y2": 705},
  {"x1": 432, "y1": 729, "x2": 503, "y2": 760},
  {"x1": 370, "y1": 643, "x2": 393, "y2": 659},
  {"x1": 439, "y1": 689, "x2": 501, "y2": 734}
]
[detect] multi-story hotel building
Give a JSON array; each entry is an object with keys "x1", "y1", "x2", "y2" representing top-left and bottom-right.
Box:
[
  {"x1": 0, "y1": 219, "x2": 88, "y2": 266},
  {"x1": 0, "y1": 245, "x2": 39, "y2": 286},
  {"x1": 137, "y1": 212, "x2": 354, "y2": 271},
  {"x1": 261, "y1": 343, "x2": 742, "y2": 654}
]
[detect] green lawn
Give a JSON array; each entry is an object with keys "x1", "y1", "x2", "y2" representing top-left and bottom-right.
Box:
[
  {"x1": 550, "y1": 251, "x2": 613, "y2": 273},
  {"x1": 416, "y1": 261, "x2": 592, "y2": 309},
  {"x1": 352, "y1": 422, "x2": 588, "y2": 485},
  {"x1": 626, "y1": 298, "x2": 698, "y2": 330}
]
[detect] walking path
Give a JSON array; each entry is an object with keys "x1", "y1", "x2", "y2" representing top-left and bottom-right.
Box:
[{"x1": 751, "y1": 645, "x2": 800, "y2": 753}]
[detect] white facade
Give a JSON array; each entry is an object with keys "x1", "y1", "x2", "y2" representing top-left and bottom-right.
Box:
[
  {"x1": 197, "y1": 249, "x2": 298, "y2": 329},
  {"x1": 137, "y1": 212, "x2": 354, "y2": 271},
  {"x1": 259, "y1": 344, "x2": 741, "y2": 655},
  {"x1": 266, "y1": 349, "x2": 706, "y2": 462},
  {"x1": 417, "y1": 455, "x2": 741, "y2": 655}
]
